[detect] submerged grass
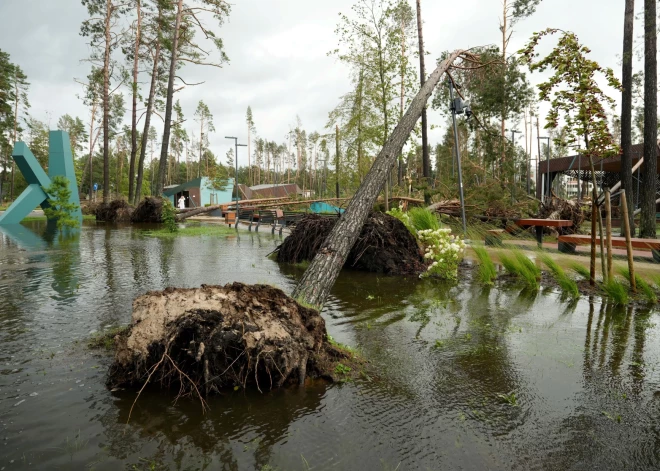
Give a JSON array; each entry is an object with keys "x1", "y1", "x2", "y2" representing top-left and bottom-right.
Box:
[
  {"x1": 618, "y1": 268, "x2": 657, "y2": 304},
  {"x1": 499, "y1": 250, "x2": 540, "y2": 289},
  {"x1": 88, "y1": 326, "x2": 129, "y2": 350},
  {"x1": 473, "y1": 246, "x2": 497, "y2": 285},
  {"x1": 539, "y1": 254, "x2": 579, "y2": 298},
  {"x1": 144, "y1": 225, "x2": 235, "y2": 238},
  {"x1": 408, "y1": 207, "x2": 440, "y2": 232},
  {"x1": 601, "y1": 278, "x2": 629, "y2": 305}
]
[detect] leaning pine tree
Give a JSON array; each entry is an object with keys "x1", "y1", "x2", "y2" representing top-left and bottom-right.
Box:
[
  {"x1": 292, "y1": 49, "x2": 469, "y2": 309},
  {"x1": 518, "y1": 29, "x2": 622, "y2": 285}
]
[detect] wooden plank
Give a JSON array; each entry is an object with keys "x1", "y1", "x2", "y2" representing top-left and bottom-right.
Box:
[
  {"x1": 558, "y1": 234, "x2": 660, "y2": 250},
  {"x1": 515, "y1": 218, "x2": 573, "y2": 228}
]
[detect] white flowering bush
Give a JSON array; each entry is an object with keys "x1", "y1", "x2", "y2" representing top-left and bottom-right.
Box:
[
  {"x1": 417, "y1": 228, "x2": 466, "y2": 281},
  {"x1": 386, "y1": 207, "x2": 415, "y2": 235}
]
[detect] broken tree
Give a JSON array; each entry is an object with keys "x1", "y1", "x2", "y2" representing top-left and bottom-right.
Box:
[{"x1": 291, "y1": 50, "x2": 470, "y2": 308}]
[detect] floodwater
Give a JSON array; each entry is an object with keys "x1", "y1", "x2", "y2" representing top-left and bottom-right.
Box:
[{"x1": 0, "y1": 221, "x2": 659, "y2": 470}]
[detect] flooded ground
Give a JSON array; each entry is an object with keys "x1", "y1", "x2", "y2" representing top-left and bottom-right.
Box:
[{"x1": 0, "y1": 221, "x2": 659, "y2": 470}]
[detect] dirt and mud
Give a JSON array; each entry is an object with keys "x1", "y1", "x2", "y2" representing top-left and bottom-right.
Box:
[
  {"x1": 107, "y1": 283, "x2": 354, "y2": 396},
  {"x1": 95, "y1": 200, "x2": 134, "y2": 223},
  {"x1": 275, "y1": 212, "x2": 426, "y2": 275},
  {"x1": 131, "y1": 196, "x2": 164, "y2": 223}
]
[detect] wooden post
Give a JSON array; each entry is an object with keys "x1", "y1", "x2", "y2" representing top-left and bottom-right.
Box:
[
  {"x1": 605, "y1": 189, "x2": 613, "y2": 282},
  {"x1": 590, "y1": 192, "x2": 597, "y2": 286},
  {"x1": 621, "y1": 190, "x2": 637, "y2": 292}
]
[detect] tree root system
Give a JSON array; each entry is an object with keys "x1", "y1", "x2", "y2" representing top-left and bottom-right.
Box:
[
  {"x1": 275, "y1": 212, "x2": 426, "y2": 275},
  {"x1": 95, "y1": 200, "x2": 134, "y2": 223},
  {"x1": 131, "y1": 196, "x2": 164, "y2": 223},
  {"x1": 107, "y1": 283, "x2": 352, "y2": 398},
  {"x1": 538, "y1": 194, "x2": 585, "y2": 234}
]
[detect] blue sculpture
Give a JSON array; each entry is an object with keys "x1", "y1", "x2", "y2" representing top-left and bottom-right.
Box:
[{"x1": 0, "y1": 131, "x2": 82, "y2": 226}]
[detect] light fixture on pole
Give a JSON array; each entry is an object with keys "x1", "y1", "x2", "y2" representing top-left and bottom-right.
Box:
[
  {"x1": 448, "y1": 78, "x2": 470, "y2": 235},
  {"x1": 225, "y1": 136, "x2": 247, "y2": 204}
]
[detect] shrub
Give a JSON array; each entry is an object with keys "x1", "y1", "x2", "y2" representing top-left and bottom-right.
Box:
[
  {"x1": 473, "y1": 246, "x2": 497, "y2": 285},
  {"x1": 161, "y1": 199, "x2": 178, "y2": 233},
  {"x1": 417, "y1": 228, "x2": 466, "y2": 281},
  {"x1": 386, "y1": 207, "x2": 414, "y2": 235},
  {"x1": 409, "y1": 207, "x2": 440, "y2": 232},
  {"x1": 42, "y1": 176, "x2": 80, "y2": 229}
]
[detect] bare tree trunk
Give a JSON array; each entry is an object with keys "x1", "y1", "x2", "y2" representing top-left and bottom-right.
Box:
[
  {"x1": 640, "y1": 0, "x2": 657, "y2": 238},
  {"x1": 292, "y1": 50, "x2": 465, "y2": 308},
  {"x1": 128, "y1": 0, "x2": 142, "y2": 203},
  {"x1": 620, "y1": 0, "x2": 635, "y2": 235},
  {"x1": 156, "y1": 0, "x2": 183, "y2": 196},
  {"x1": 135, "y1": 10, "x2": 162, "y2": 204},
  {"x1": 102, "y1": 0, "x2": 113, "y2": 203},
  {"x1": 416, "y1": 0, "x2": 430, "y2": 180},
  {"x1": 10, "y1": 71, "x2": 18, "y2": 201}
]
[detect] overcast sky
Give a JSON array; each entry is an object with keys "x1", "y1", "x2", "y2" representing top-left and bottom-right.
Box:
[{"x1": 0, "y1": 0, "x2": 630, "y2": 169}]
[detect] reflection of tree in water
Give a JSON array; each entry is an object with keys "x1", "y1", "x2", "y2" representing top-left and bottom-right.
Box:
[
  {"x1": 97, "y1": 384, "x2": 327, "y2": 470},
  {"x1": 538, "y1": 299, "x2": 659, "y2": 470},
  {"x1": 44, "y1": 226, "x2": 81, "y2": 301}
]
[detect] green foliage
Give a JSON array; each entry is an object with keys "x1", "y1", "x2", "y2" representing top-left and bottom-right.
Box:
[
  {"x1": 335, "y1": 363, "x2": 352, "y2": 375},
  {"x1": 539, "y1": 254, "x2": 579, "y2": 298},
  {"x1": 42, "y1": 176, "x2": 80, "y2": 229},
  {"x1": 618, "y1": 268, "x2": 657, "y2": 304},
  {"x1": 88, "y1": 326, "x2": 129, "y2": 350},
  {"x1": 497, "y1": 392, "x2": 519, "y2": 407},
  {"x1": 569, "y1": 263, "x2": 591, "y2": 280},
  {"x1": 499, "y1": 250, "x2": 539, "y2": 289},
  {"x1": 601, "y1": 278, "x2": 629, "y2": 305},
  {"x1": 161, "y1": 199, "x2": 178, "y2": 233},
  {"x1": 473, "y1": 246, "x2": 497, "y2": 285},
  {"x1": 418, "y1": 228, "x2": 466, "y2": 281},
  {"x1": 144, "y1": 224, "x2": 234, "y2": 239},
  {"x1": 409, "y1": 207, "x2": 440, "y2": 232},
  {"x1": 386, "y1": 207, "x2": 414, "y2": 234}
]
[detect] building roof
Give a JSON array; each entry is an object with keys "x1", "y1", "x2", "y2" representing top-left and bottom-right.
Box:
[
  {"x1": 249, "y1": 183, "x2": 302, "y2": 199},
  {"x1": 538, "y1": 143, "x2": 659, "y2": 175}
]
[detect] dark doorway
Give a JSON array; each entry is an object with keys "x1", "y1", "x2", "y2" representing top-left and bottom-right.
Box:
[{"x1": 175, "y1": 190, "x2": 190, "y2": 209}]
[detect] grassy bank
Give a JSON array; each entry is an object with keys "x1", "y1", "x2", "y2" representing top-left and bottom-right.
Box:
[{"x1": 143, "y1": 224, "x2": 236, "y2": 239}]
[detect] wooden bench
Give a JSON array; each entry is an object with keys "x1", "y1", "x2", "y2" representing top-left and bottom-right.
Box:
[
  {"x1": 515, "y1": 218, "x2": 573, "y2": 248},
  {"x1": 237, "y1": 209, "x2": 255, "y2": 230},
  {"x1": 255, "y1": 209, "x2": 283, "y2": 234},
  {"x1": 558, "y1": 234, "x2": 660, "y2": 263},
  {"x1": 281, "y1": 211, "x2": 306, "y2": 232}
]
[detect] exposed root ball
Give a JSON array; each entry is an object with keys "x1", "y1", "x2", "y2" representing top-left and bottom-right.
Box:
[
  {"x1": 538, "y1": 195, "x2": 585, "y2": 234},
  {"x1": 96, "y1": 199, "x2": 134, "y2": 223},
  {"x1": 81, "y1": 202, "x2": 98, "y2": 216},
  {"x1": 276, "y1": 212, "x2": 426, "y2": 275},
  {"x1": 107, "y1": 283, "x2": 348, "y2": 396},
  {"x1": 131, "y1": 196, "x2": 164, "y2": 223}
]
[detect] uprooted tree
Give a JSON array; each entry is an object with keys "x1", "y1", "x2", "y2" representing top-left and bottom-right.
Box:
[{"x1": 292, "y1": 49, "x2": 470, "y2": 309}]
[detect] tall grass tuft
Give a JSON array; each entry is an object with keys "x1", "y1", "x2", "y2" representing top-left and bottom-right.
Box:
[
  {"x1": 408, "y1": 207, "x2": 440, "y2": 232},
  {"x1": 618, "y1": 268, "x2": 657, "y2": 304},
  {"x1": 499, "y1": 250, "x2": 540, "y2": 289},
  {"x1": 473, "y1": 246, "x2": 497, "y2": 285},
  {"x1": 539, "y1": 254, "x2": 579, "y2": 298},
  {"x1": 569, "y1": 262, "x2": 591, "y2": 280},
  {"x1": 601, "y1": 278, "x2": 629, "y2": 305}
]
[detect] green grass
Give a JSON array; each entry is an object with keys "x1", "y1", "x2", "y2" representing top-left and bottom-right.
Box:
[
  {"x1": 143, "y1": 225, "x2": 235, "y2": 238},
  {"x1": 569, "y1": 262, "x2": 591, "y2": 280},
  {"x1": 473, "y1": 246, "x2": 497, "y2": 285},
  {"x1": 539, "y1": 254, "x2": 579, "y2": 298},
  {"x1": 601, "y1": 278, "x2": 629, "y2": 305},
  {"x1": 19, "y1": 215, "x2": 96, "y2": 222},
  {"x1": 88, "y1": 326, "x2": 129, "y2": 350},
  {"x1": 499, "y1": 250, "x2": 540, "y2": 289},
  {"x1": 408, "y1": 207, "x2": 440, "y2": 232},
  {"x1": 618, "y1": 268, "x2": 657, "y2": 304}
]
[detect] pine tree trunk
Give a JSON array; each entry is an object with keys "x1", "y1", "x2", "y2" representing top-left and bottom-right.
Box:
[
  {"x1": 135, "y1": 13, "x2": 162, "y2": 204},
  {"x1": 128, "y1": 0, "x2": 142, "y2": 203},
  {"x1": 156, "y1": 0, "x2": 183, "y2": 196},
  {"x1": 640, "y1": 0, "x2": 657, "y2": 238},
  {"x1": 292, "y1": 50, "x2": 465, "y2": 308},
  {"x1": 416, "y1": 0, "x2": 430, "y2": 180},
  {"x1": 102, "y1": 0, "x2": 113, "y2": 203},
  {"x1": 621, "y1": 0, "x2": 635, "y2": 235}
]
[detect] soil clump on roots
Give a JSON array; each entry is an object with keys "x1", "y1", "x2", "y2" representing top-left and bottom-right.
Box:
[
  {"x1": 275, "y1": 212, "x2": 426, "y2": 275},
  {"x1": 107, "y1": 283, "x2": 352, "y2": 397},
  {"x1": 95, "y1": 199, "x2": 134, "y2": 223},
  {"x1": 131, "y1": 196, "x2": 165, "y2": 223}
]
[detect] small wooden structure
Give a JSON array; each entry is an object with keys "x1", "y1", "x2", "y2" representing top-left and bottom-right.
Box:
[{"x1": 515, "y1": 218, "x2": 573, "y2": 248}]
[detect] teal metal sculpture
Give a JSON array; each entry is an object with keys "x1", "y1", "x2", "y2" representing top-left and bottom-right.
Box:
[{"x1": 0, "y1": 131, "x2": 82, "y2": 226}]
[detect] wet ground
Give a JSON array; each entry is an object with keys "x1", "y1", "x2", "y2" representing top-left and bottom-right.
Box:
[{"x1": 0, "y1": 221, "x2": 659, "y2": 470}]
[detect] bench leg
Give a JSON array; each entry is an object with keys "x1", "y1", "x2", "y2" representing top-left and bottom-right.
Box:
[
  {"x1": 653, "y1": 249, "x2": 660, "y2": 263},
  {"x1": 558, "y1": 241, "x2": 577, "y2": 254},
  {"x1": 536, "y1": 226, "x2": 543, "y2": 249}
]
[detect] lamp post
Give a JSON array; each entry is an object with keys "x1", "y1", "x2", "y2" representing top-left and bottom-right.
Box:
[
  {"x1": 225, "y1": 137, "x2": 247, "y2": 203},
  {"x1": 449, "y1": 79, "x2": 469, "y2": 235},
  {"x1": 537, "y1": 136, "x2": 551, "y2": 200}
]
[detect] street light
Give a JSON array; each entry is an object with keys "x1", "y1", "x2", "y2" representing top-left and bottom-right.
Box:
[
  {"x1": 449, "y1": 78, "x2": 470, "y2": 235},
  {"x1": 225, "y1": 136, "x2": 247, "y2": 204}
]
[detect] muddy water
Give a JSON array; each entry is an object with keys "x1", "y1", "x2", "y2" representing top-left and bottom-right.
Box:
[{"x1": 0, "y1": 221, "x2": 659, "y2": 470}]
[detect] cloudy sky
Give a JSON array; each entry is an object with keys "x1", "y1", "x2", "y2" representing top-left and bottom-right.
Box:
[{"x1": 0, "y1": 0, "x2": 629, "y2": 168}]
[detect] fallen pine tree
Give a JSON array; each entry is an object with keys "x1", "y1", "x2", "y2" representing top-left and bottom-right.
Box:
[
  {"x1": 107, "y1": 283, "x2": 354, "y2": 402},
  {"x1": 274, "y1": 213, "x2": 426, "y2": 276},
  {"x1": 95, "y1": 200, "x2": 134, "y2": 223}
]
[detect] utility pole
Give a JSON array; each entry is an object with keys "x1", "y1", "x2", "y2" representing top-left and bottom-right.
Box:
[
  {"x1": 449, "y1": 79, "x2": 468, "y2": 234},
  {"x1": 225, "y1": 136, "x2": 246, "y2": 202},
  {"x1": 335, "y1": 125, "x2": 340, "y2": 200}
]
